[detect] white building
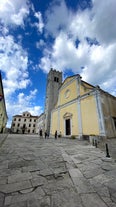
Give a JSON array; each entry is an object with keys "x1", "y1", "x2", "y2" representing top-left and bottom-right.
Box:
[
  {"x1": 36, "y1": 113, "x2": 45, "y2": 134},
  {"x1": 11, "y1": 111, "x2": 38, "y2": 134}
]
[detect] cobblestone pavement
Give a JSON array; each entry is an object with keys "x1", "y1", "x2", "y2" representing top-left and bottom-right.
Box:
[
  {"x1": 0, "y1": 134, "x2": 116, "y2": 207},
  {"x1": 97, "y1": 138, "x2": 116, "y2": 161}
]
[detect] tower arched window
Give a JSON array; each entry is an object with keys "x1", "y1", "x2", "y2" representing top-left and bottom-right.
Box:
[{"x1": 54, "y1": 77, "x2": 59, "y2": 82}]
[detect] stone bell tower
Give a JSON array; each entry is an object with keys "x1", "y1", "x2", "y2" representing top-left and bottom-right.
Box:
[{"x1": 44, "y1": 68, "x2": 62, "y2": 134}]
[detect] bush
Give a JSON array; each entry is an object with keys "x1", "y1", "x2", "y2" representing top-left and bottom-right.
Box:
[{"x1": 71, "y1": 135, "x2": 76, "y2": 139}]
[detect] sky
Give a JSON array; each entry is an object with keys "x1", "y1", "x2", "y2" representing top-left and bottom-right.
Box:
[{"x1": 0, "y1": 0, "x2": 116, "y2": 127}]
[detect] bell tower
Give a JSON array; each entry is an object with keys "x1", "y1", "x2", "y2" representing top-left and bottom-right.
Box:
[{"x1": 44, "y1": 68, "x2": 62, "y2": 134}]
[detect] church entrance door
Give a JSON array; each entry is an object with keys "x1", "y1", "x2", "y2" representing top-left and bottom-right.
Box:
[{"x1": 65, "y1": 119, "x2": 71, "y2": 135}]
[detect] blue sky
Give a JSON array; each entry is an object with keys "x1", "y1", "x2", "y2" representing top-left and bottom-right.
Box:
[{"x1": 0, "y1": 0, "x2": 116, "y2": 127}]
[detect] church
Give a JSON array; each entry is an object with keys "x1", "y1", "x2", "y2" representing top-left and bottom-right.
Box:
[
  {"x1": 45, "y1": 69, "x2": 116, "y2": 139},
  {"x1": 11, "y1": 68, "x2": 116, "y2": 139}
]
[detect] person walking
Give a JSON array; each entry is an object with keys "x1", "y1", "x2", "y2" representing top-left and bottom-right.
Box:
[
  {"x1": 39, "y1": 129, "x2": 43, "y2": 138},
  {"x1": 55, "y1": 130, "x2": 57, "y2": 139},
  {"x1": 45, "y1": 131, "x2": 47, "y2": 139}
]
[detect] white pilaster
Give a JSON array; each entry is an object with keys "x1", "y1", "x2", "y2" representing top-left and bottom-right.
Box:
[
  {"x1": 58, "y1": 108, "x2": 60, "y2": 134},
  {"x1": 94, "y1": 89, "x2": 106, "y2": 136},
  {"x1": 76, "y1": 76, "x2": 83, "y2": 139}
]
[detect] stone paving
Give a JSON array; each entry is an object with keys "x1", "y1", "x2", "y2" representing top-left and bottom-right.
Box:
[
  {"x1": 98, "y1": 138, "x2": 116, "y2": 161},
  {"x1": 0, "y1": 134, "x2": 116, "y2": 207}
]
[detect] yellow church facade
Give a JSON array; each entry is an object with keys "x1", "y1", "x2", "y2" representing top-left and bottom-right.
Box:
[{"x1": 50, "y1": 75, "x2": 116, "y2": 139}]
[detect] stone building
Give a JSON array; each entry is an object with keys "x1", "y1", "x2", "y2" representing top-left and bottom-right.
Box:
[
  {"x1": 44, "y1": 68, "x2": 62, "y2": 133},
  {"x1": 0, "y1": 72, "x2": 7, "y2": 133},
  {"x1": 50, "y1": 74, "x2": 116, "y2": 139},
  {"x1": 11, "y1": 111, "x2": 38, "y2": 134},
  {"x1": 36, "y1": 113, "x2": 45, "y2": 134}
]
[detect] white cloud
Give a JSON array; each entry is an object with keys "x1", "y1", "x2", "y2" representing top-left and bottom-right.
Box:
[
  {"x1": 40, "y1": 0, "x2": 116, "y2": 96},
  {"x1": 34, "y1": 11, "x2": 44, "y2": 33},
  {"x1": 81, "y1": 43, "x2": 116, "y2": 88},
  {"x1": 6, "y1": 90, "x2": 43, "y2": 127},
  {"x1": 0, "y1": 35, "x2": 35, "y2": 127},
  {"x1": 18, "y1": 89, "x2": 37, "y2": 104},
  {"x1": 69, "y1": 10, "x2": 90, "y2": 42},
  {"x1": 0, "y1": 0, "x2": 29, "y2": 27},
  {"x1": 45, "y1": 0, "x2": 71, "y2": 37},
  {"x1": 39, "y1": 33, "x2": 89, "y2": 73},
  {"x1": 89, "y1": 0, "x2": 116, "y2": 45},
  {"x1": 0, "y1": 0, "x2": 44, "y2": 128},
  {"x1": 0, "y1": 35, "x2": 30, "y2": 97},
  {"x1": 39, "y1": 47, "x2": 54, "y2": 73},
  {"x1": 36, "y1": 39, "x2": 45, "y2": 49}
]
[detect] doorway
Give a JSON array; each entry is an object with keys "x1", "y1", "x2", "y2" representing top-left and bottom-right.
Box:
[{"x1": 65, "y1": 119, "x2": 71, "y2": 135}]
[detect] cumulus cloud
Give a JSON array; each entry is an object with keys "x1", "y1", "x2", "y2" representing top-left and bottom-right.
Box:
[
  {"x1": 34, "y1": 12, "x2": 44, "y2": 33},
  {"x1": 0, "y1": 34, "x2": 43, "y2": 127},
  {"x1": 36, "y1": 39, "x2": 45, "y2": 49},
  {"x1": 45, "y1": 0, "x2": 70, "y2": 37},
  {"x1": 0, "y1": 0, "x2": 43, "y2": 127},
  {"x1": 0, "y1": 0, "x2": 29, "y2": 27},
  {"x1": 17, "y1": 90, "x2": 42, "y2": 115},
  {"x1": 0, "y1": 35, "x2": 30, "y2": 96},
  {"x1": 6, "y1": 90, "x2": 42, "y2": 127},
  {"x1": 40, "y1": 0, "x2": 116, "y2": 96},
  {"x1": 0, "y1": 0, "x2": 31, "y2": 97},
  {"x1": 89, "y1": 0, "x2": 116, "y2": 45}
]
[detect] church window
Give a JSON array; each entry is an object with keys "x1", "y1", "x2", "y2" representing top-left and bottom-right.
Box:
[{"x1": 65, "y1": 89, "x2": 70, "y2": 99}]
